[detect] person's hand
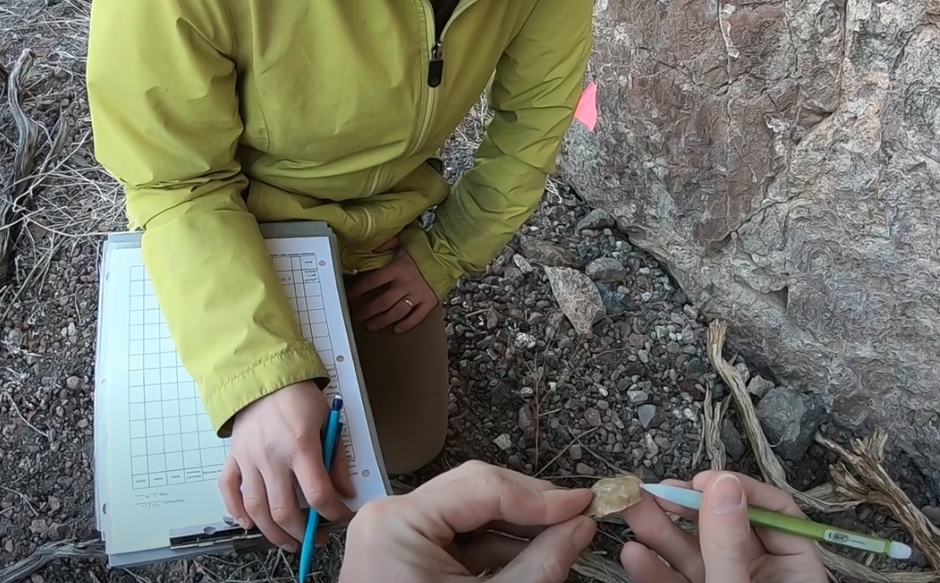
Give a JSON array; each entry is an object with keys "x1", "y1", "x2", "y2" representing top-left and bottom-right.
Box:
[
  {"x1": 338, "y1": 461, "x2": 598, "y2": 583},
  {"x1": 620, "y1": 471, "x2": 827, "y2": 583},
  {"x1": 219, "y1": 382, "x2": 356, "y2": 552},
  {"x1": 347, "y1": 236, "x2": 439, "y2": 334}
]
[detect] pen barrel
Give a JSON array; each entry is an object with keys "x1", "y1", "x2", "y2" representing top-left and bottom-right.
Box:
[{"x1": 747, "y1": 507, "x2": 891, "y2": 555}]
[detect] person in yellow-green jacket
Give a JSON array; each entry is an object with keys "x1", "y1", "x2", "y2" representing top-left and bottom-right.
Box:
[{"x1": 86, "y1": 0, "x2": 593, "y2": 552}]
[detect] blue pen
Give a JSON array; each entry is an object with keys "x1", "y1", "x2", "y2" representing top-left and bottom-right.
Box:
[{"x1": 298, "y1": 395, "x2": 344, "y2": 582}]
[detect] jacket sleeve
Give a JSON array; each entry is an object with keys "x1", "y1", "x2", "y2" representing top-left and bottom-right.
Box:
[
  {"x1": 402, "y1": 0, "x2": 594, "y2": 298},
  {"x1": 86, "y1": 0, "x2": 329, "y2": 436}
]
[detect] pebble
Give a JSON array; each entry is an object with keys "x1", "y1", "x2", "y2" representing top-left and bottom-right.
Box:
[
  {"x1": 627, "y1": 389, "x2": 649, "y2": 404},
  {"x1": 922, "y1": 506, "x2": 940, "y2": 526},
  {"x1": 584, "y1": 408, "x2": 603, "y2": 427},
  {"x1": 66, "y1": 376, "x2": 81, "y2": 390},
  {"x1": 518, "y1": 405, "x2": 535, "y2": 437},
  {"x1": 721, "y1": 420, "x2": 747, "y2": 460},
  {"x1": 638, "y1": 404, "x2": 658, "y2": 429},
  {"x1": 575, "y1": 462, "x2": 595, "y2": 475},
  {"x1": 493, "y1": 434, "x2": 513, "y2": 451},
  {"x1": 568, "y1": 443, "x2": 584, "y2": 461},
  {"x1": 576, "y1": 208, "x2": 614, "y2": 231},
  {"x1": 585, "y1": 257, "x2": 626, "y2": 282},
  {"x1": 514, "y1": 332, "x2": 536, "y2": 349},
  {"x1": 747, "y1": 375, "x2": 775, "y2": 398},
  {"x1": 512, "y1": 253, "x2": 534, "y2": 274},
  {"x1": 517, "y1": 236, "x2": 574, "y2": 267}
]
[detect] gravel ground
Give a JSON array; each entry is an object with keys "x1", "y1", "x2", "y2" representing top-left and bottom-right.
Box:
[{"x1": 1, "y1": 2, "x2": 937, "y2": 583}]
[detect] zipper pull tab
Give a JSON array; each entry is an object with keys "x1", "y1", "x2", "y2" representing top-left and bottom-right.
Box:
[{"x1": 428, "y1": 40, "x2": 444, "y2": 88}]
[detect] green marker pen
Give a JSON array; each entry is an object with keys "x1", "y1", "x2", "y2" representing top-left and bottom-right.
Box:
[{"x1": 642, "y1": 483, "x2": 913, "y2": 560}]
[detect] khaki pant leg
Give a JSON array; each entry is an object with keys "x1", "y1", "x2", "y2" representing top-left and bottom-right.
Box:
[{"x1": 348, "y1": 302, "x2": 449, "y2": 475}]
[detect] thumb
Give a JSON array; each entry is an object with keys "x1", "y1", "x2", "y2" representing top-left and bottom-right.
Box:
[
  {"x1": 699, "y1": 473, "x2": 752, "y2": 583},
  {"x1": 492, "y1": 516, "x2": 596, "y2": 583}
]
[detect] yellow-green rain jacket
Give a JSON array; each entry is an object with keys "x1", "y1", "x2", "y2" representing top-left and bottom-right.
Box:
[{"x1": 86, "y1": 0, "x2": 593, "y2": 435}]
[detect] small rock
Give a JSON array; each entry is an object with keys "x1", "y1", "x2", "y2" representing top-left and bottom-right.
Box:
[
  {"x1": 7, "y1": 328, "x2": 23, "y2": 346},
  {"x1": 569, "y1": 443, "x2": 584, "y2": 461},
  {"x1": 576, "y1": 208, "x2": 615, "y2": 231},
  {"x1": 594, "y1": 283, "x2": 634, "y2": 316},
  {"x1": 520, "y1": 386, "x2": 535, "y2": 398},
  {"x1": 47, "y1": 496, "x2": 61, "y2": 513},
  {"x1": 512, "y1": 253, "x2": 534, "y2": 274},
  {"x1": 31, "y1": 574, "x2": 44, "y2": 583},
  {"x1": 584, "y1": 408, "x2": 603, "y2": 427},
  {"x1": 514, "y1": 332, "x2": 536, "y2": 350},
  {"x1": 575, "y1": 462, "x2": 595, "y2": 475},
  {"x1": 543, "y1": 267, "x2": 606, "y2": 335},
  {"x1": 747, "y1": 375, "x2": 775, "y2": 399},
  {"x1": 518, "y1": 236, "x2": 574, "y2": 267},
  {"x1": 922, "y1": 505, "x2": 940, "y2": 526},
  {"x1": 637, "y1": 404, "x2": 658, "y2": 429},
  {"x1": 66, "y1": 376, "x2": 81, "y2": 390},
  {"x1": 29, "y1": 519, "x2": 48, "y2": 536},
  {"x1": 518, "y1": 405, "x2": 535, "y2": 437},
  {"x1": 627, "y1": 389, "x2": 649, "y2": 404},
  {"x1": 721, "y1": 420, "x2": 747, "y2": 461},
  {"x1": 677, "y1": 379, "x2": 705, "y2": 400},
  {"x1": 645, "y1": 433, "x2": 660, "y2": 457},
  {"x1": 585, "y1": 257, "x2": 627, "y2": 282},
  {"x1": 733, "y1": 361, "x2": 751, "y2": 384},
  {"x1": 756, "y1": 386, "x2": 827, "y2": 462},
  {"x1": 485, "y1": 307, "x2": 499, "y2": 330},
  {"x1": 493, "y1": 434, "x2": 513, "y2": 451}
]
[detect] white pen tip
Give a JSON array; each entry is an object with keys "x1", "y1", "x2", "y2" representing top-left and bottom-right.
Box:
[{"x1": 888, "y1": 541, "x2": 912, "y2": 560}]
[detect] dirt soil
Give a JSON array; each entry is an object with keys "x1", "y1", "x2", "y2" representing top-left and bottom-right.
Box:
[{"x1": 1, "y1": 1, "x2": 937, "y2": 583}]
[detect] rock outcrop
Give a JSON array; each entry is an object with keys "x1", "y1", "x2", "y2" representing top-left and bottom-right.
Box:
[{"x1": 561, "y1": 0, "x2": 940, "y2": 489}]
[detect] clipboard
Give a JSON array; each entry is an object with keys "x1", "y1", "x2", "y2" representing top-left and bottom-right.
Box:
[{"x1": 92, "y1": 221, "x2": 390, "y2": 567}]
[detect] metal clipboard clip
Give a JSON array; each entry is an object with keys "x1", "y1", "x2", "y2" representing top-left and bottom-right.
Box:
[{"x1": 169, "y1": 517, "x2": 267, "y2": 552}]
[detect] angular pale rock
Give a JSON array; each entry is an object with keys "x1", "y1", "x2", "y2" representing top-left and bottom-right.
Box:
[
  {"x1": 583, "y1": 474, "x2": 643, "y2": 519},
  {"x1": 585, "y1": 257, "x2": 627, "y2": 282},
  {"x1": 518, "y1": 236, "x2": 575, "y2": 267},
  {"x1": 544, "y1": 266, "x2": 606, "y2": 335},
  {"x1": 559, "y1": 0, "x2": 940, "y2": 496}
]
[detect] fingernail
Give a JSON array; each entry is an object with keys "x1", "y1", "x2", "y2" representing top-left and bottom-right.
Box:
[
  {"x1": 236, "y1": 517, "x2": 249, "y2": 529},
  {"x1": 573, "y1": 517, "x2": 597, "y2": 547},
  {"x1": 281, "y1": 543, "x2": 298, "y2": 553},
  {"x1": 710, "y1": 474, "x2": 745, "y2": 514}
]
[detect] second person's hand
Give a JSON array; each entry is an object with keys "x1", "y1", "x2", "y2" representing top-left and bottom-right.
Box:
[
  {"x1": 620, "y1": 471, "x2": 828, "y2": 583},
  {"x1": 338, "y1": 461, "x2": 598, "y2": 583},
  {"x1": 219, "y1": 381, "x2": 356, "y2": 552}
]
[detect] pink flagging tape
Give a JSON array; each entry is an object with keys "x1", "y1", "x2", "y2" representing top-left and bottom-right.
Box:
[{"x1": 574, "y1": 82, "x2": 598, "y2": 131}]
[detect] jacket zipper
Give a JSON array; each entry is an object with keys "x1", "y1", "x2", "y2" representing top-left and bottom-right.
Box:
[{"x1": 409, "y1": 0, "x2": 477, "y2": 158}]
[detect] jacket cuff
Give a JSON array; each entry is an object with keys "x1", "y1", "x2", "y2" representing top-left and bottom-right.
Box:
[
  {"x1": 399, "y1": 222, "x2": 460, "y2": 300},
  {"x1": 205, "y1": 345, "x2": 330, "y2": 438}
]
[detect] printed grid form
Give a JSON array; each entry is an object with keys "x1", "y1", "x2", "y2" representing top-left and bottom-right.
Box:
[
  {"x1": 127, "y1": 253, "x2": 354, "y2": 491},
  {"x1": 275, "y1": 255, "x2": 356, "y2": 465},
  {"x1": 127, "y1": 265, "x2": 228, "y2": 490}
]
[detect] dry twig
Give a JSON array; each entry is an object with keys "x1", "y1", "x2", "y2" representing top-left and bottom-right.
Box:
[
  {"x1": 701, "y1": 385, "x2": 728, "y2": 471},
  {"x1": 819, "y1": 431, "x2": 940, "y2": 570},
  {"x1": 0, "y1": 540, "x2": 103, "y2": 583},
  {"x1": 0, "y1": 48, "x2": 41, "y2": 283}
]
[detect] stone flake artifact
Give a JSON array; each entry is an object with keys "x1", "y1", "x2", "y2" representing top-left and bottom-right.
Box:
[{"x1": 583, "y1": 474, "x2": 643, "y2": 518}]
